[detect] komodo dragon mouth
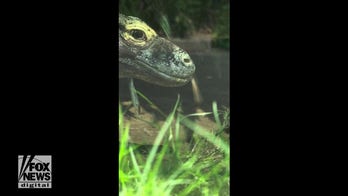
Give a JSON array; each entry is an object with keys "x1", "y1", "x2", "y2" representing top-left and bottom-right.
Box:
[{"x1": 119, "y1": 14, "x2": 196, "y2": 87}]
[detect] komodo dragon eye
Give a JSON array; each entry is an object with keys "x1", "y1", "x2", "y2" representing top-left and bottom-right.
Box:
[{"x1": 130, "y1": 29, "x2": 146, "y2": 41}]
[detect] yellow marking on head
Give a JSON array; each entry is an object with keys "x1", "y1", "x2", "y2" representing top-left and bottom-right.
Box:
[{"x1": 119, "y1": 15, "x2": 157, "y2": 47}]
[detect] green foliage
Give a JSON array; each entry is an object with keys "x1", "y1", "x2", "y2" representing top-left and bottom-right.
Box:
[
  {"x1": 119, "y1": 97, "x2": 230, "y2": 195},
  {"x1": 211, "y1": 3, "x2": 230, "y2": 50},
  {"x1": 119, "y1": 0, "x2": 230, "y2": 49}
]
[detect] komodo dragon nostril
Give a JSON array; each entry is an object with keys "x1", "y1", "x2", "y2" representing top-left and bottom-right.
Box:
[{"x1": 183, "y1": 58, "x2": 191, "y2": 63}]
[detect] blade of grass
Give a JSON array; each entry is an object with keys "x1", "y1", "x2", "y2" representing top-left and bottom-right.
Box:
[
  {"x1": 179, "y1": 114, "x2": 229, "y2": 155},
  {"x1": 136, "y1": 90, "x2": 166, "y2": 117},
  {"x1": 136, "y1": 95, "x2": 181, "y2": 194}
]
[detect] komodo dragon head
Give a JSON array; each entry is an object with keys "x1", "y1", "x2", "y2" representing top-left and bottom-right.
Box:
[{"x1": 119, "y1": 14, "x2": 195, "y2": 87}]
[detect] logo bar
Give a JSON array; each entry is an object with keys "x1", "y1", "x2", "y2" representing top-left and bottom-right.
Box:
[{"x1": 18, "y1": 155, "x2": 52, "y2": 189}]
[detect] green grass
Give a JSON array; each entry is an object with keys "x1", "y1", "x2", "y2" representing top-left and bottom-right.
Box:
[{"x1": 119, "y1": 95, "x2": 230, "y2": 196}]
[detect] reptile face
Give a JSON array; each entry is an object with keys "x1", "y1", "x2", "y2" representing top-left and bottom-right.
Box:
[{"x1": 119, "y1": 14, "x2": 195, "y2": 87}]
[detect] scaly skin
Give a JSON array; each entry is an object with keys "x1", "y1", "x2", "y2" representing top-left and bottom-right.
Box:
[{"x1": 119, "y1": 14, "x2": 195, "y2": 87}]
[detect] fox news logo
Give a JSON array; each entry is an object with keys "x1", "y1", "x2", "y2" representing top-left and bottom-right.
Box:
[{"x1": 18, "y1": 155, "x2": 52, "y2": 189}]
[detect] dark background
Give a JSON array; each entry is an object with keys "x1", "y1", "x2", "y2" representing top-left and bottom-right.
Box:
[
  {"x1": 119, "y1": 0, "x2": 230, "y2": 49},
  {"x1": 1, "y1": 0, "x2": 344, "y2": 195}
]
